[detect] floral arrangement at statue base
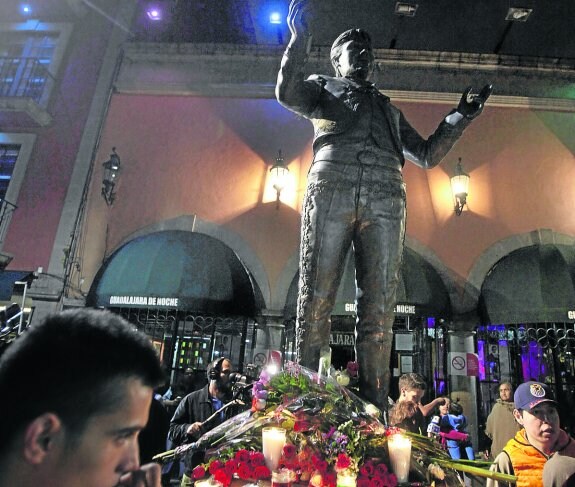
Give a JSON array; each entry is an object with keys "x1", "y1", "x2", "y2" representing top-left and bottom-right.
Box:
[{"x1": 186, "y1": 363, "x2": 516, "y2": 487}]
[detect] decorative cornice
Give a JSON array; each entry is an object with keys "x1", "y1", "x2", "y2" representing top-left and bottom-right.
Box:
[{"x1": 115, "y1": 42, "x2": 575, "y2": 112}]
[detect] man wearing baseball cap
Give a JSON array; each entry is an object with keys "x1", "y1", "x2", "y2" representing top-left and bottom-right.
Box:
[{"x1": 486, "y1": 381, "x2": 575, "y2": 487}]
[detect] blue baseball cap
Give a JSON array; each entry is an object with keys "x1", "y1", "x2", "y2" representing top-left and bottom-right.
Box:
[{"x1": 514, "y1": 381, "x2": 558, "y2": 412}]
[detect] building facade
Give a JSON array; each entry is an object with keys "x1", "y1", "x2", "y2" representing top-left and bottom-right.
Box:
[{"x1": 1, "y1": 0, "x2": 575, "y2": 441}]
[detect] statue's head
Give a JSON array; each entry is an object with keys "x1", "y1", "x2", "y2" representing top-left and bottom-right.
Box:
[{"x1": 330, "y1": 29, "x2": 374, "y2": 80}]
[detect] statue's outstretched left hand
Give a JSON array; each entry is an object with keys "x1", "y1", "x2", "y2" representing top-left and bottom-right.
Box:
[{"x1": 457, "y1": 84, "x2": 493, "y2": 119}]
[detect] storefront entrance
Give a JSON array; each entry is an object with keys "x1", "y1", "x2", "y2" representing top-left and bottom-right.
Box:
[
  {"x1": 478, "y1": 243, "x2": 575, "y2": 434},
  {"x1": 87, "y1": 230, "x2": 264, "y2": 393}
]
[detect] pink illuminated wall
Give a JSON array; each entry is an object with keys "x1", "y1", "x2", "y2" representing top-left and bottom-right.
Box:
[{"x1": 80, "y1": 93, "x2": 575, "y2": 298}]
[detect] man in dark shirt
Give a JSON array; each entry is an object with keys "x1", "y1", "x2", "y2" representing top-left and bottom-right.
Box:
[
  {"x1": 276, "y1": 0, "x2": 491, "y2": 410},
  {"x1": 169, "y1": 357, "x2": 237, "y2": 486}
]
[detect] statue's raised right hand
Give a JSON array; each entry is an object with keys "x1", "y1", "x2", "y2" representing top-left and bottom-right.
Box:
[{"x1": 287, "y1": 0, "x2": 311, "y2": 41}]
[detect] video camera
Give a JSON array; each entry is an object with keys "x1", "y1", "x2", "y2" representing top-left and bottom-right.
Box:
[{"x1": 229, "y1": 363, "x2": 259, "y2": 399}]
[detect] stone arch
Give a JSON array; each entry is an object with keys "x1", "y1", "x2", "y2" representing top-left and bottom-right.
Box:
[
  {"x1": 465, "y1": 229, "x2": 575, "y2": 312},
  {"x1": 277, "y1": 237, "x2": 457, "y2": 320}
]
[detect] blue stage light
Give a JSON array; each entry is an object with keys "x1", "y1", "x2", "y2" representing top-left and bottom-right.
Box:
[
  {"x1": 146, "y1": 7, "x2": 162, "y2": 21},
  {"x1": 269, "y1": 11, "x2": 282, "y2": 24}
]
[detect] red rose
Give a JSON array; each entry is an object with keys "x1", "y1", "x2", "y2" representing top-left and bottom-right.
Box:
[
  {"x1": 370, "y1": 478, "x2": 384, "y2": 487},
  {"x1": 311, "y1": 454, "x2": 323, "y2": 468},
  {"x1": 324, "y1": 471, "x2": 337, "y2": 487},
  {"x1": 237, "y1": 463, "x2": 253, "y2": 480},
  {"x1": 283, "y1": 443, "x2": 297, "y2": 459},
  {"x1": 357, "y1": 479, "x2": 371, "y2": 487},
  {"x1": 387, "y1": 473, "x2": 397, "y2": 486},
  {"x1": 346, "y1": 361, "x2": 359, "y2": 377},
  {"x1": 192, "y1": 465, "x2": 206, "y2": 480},
  {"x1": 209, "y1": 460, "x2": 224, "y2": 474},
  {"x1": 316, "y1": 460, "x2": 328, "y2": 473},
  {"x1": 214, "y1": 469, "x2": 232, "y2": 487},
  {"x1": 253, "y1": 465, "x2": 271, "y2": 480},
  {"x1": 224, "y1": 459, "x2": 237, "y2": 475},
  {"x1": 235, "y1": 449, "x2": 250, "y2": 463},
  {"x1": 250, "y1": 451, "x2": 265, "y2": 467},
  {"x1": 294, "y1": 420, "x2": 311, "y2": 432},
  {"x1": 335, "y1": 453, "x2": 351, "y2": 470},
  {"x1": 359, "y1": 461, "x2": 374, "y2": 477},
  {"x1": 374, "y1": 463, "x2": 388, "y2": 478},
  {"x1": 282, "y1": 459, "x2": 298, "y2": 470}
]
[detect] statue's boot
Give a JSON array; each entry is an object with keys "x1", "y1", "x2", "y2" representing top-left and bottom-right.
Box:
[{"x1": 356, "y1": 331, "x2": 393, "y2": 413}]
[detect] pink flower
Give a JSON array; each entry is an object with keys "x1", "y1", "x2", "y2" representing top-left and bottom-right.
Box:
[
  {"x1": 335, "y1": 453, "x2": 351, "y2": 471},
  {"x1": 346, "y1": 361, "x2": 359, "y2": 377},
  {"x1": 192, "y1": 465, "x2": 206, "y2": 479}
]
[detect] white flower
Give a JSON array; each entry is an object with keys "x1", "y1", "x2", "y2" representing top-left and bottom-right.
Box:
[
  {"x1": 428, "y1": 463, "x2": 445, "y2": 480},
  {"x1": 365, "y1": 404, "x2": 381, "y2": 418},
  {"x1": 335, "y1": 372, "x2": 350, "y2": 386}
]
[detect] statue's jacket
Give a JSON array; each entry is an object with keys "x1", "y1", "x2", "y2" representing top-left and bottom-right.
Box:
[{"x1": 276, "y1": 50, "x2": 472, "y2": 171}]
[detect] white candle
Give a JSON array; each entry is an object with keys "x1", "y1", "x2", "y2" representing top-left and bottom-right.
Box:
[
  {"x1": 387, "y1": 434, "x2": 411, "y2": 483},
  {"x1": 194, "y1": 479, "x2": 223, "y2": 487},
  {"x1": 336, "y1": 472, "x2": 357, "y2": 487},
  {"x1": 262, "y1": 426, "x2": 286, "y2": 473}
]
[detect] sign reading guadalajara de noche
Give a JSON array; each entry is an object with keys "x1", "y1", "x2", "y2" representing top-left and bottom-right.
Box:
[
  {"x1": 109, "y1": 296, "x2": 179, "y2": 307},
  {"x1": 343, "y1": 303, "x2": 416, "y2": 315}
]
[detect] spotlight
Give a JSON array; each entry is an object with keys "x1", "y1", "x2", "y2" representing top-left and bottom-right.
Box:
[
  {"x1": 20, "y1": 4, "x2": 32, "y2": 15},
  {"x1": 505, "y1": 7, "x2": 532, "y2": 22},
  {"x1": 269, "y1": 11, "x2": 282, "y2": 25},
  {"x1": 394, "y1": 2, "x2": 418, "y2": 17},
  {"x1": 146, "y1": 7, "x2": 162, "y2": 21}
]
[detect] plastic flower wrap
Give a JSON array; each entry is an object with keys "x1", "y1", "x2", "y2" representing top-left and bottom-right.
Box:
[{"x1": 184, "y1": 363, "x2": 516, "y2": 487}]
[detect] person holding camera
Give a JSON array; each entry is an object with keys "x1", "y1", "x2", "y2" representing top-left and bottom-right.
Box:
[{"x1": 168, "y1": 357, "x2": 238, "y2": 486}]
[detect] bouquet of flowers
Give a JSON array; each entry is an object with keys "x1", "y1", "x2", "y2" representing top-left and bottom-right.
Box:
[{"x1": 175, "y1": 363, "x2": 515, "y2": 487}]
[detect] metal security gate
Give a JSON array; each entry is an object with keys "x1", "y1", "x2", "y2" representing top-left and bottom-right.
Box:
[
  {"x1": 476, "y1": 322, "x2": 575, "y2": 434},
  {"x1": 112, "y1": 307, "x2": 257, "y2": 394}
]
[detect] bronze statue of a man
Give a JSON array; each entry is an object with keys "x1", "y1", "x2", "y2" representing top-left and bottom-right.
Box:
[{"x1": 276, "y1": 0, "x2": 491, "y2": 411}]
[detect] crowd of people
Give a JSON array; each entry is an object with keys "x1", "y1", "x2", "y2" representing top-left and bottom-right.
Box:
[
  {"x1": 0, "y1": 309, "x2": 574, "y2": 487},
  {"x1": 387, "y1": 373, "x2": 575, "y2": 487}
]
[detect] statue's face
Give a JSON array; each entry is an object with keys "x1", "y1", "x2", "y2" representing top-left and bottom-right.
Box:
[{"x1": 335, "y1": 39, "x2": 374, "y2": 80}]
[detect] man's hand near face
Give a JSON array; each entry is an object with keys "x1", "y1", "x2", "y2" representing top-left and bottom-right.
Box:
[{"x1": 118, "y1": 462, "x2": 161, "y2": 487}]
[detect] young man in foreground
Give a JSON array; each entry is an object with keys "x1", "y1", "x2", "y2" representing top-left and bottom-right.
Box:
[
  {"x1": 487, "y1": 381, "x2": 575, "y2": 487},
  {"x1": 0, "y1": 308, "x2": 165, "y2": 487}
]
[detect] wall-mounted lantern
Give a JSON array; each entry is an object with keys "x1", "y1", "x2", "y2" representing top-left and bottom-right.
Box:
[
  {"x1": 451, "y1": 157, "x2": 470, "y2": 216},
  {"x1": 101, "y1": 147, "x2": 121, "y2": 206},
  {"x1": 270, "y1": 150, "x2": 289, "y2": 210}
]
